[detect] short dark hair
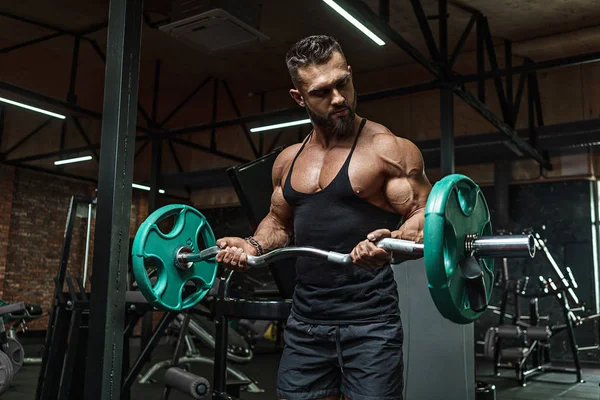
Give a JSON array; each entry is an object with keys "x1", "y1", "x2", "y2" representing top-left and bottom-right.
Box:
[{"x1": 285, "y1": 35, "x2": 346, "y2": 86}]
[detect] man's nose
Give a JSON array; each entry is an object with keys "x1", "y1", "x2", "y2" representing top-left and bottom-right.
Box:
[{"x1": 331, "y1": 88, "x2": 345, "y2": 106}]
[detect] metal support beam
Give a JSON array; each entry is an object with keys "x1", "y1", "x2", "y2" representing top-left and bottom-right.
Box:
[
  {"x1": 460, "y1": 50, "x2": 600, "y2": 84},
  {"x1": 86, "y1": 38, "x2": 107, "y2": 63},
  {"x1": 68, "y1": 37, "x2": 81, "y2": 104},
  {"x1": 223, "y1": 81, "x2": 266, "y2": 158},
  {"x1": 0, "y1": 32, "x2": 65, "y2": 54},
  {"x1": 476, "y1": 16, "x2": 485, "y2": 102},
  {"x1": 2, "y1": 118, "x2": 52, "y2": 157},
  {"x1": 410, "y1": 0, "x2": 441, "y2": 62},
  {"x1": 379, "y1": 0, "x2": 390, "y2": 23},
  {"x1": 159, "y1": 76, "x2": 212, "y2": 128},
  {"x1": 84, "y1": 0, "x2": 143, "y2": 399},
  {"x1": 0, "y1": 11, "x2": 72, "y2": 35},
  {"x1": 152, "y1": 60, "x2": 161, "y2": 124},
  {"x1": 73, "y1": 117, "x2": 100, "y2": 160},
  {"x1": 340, "y1": 0, "x2": 440, "y2": 76},
  {"x1": 528, "y1": 73, "x2": 538, "y2": 149},
  {"x1": 531, "y1": 72, "x2": 544, "y2": 127},
  {"x1": 512, "y1": 65, "x2": 528, "y2": 126},
  {"x1": 267, "y1": 129, "x2": 285, "y2": 154},
  {"x1": 505, "y1": 40, "x2": 513, "y2": 124},
  {"x1": 141, "y1": 137, "x2": 162, "y2": 362},
  {"x1": 440, "y1": 88, "x2": 454, "y2": 176},
  {"x1": 170, "y1": 137, "x2": 250, "y2": 164},
  {"x1": 5, "y1": 162, "x2": 97, "y2": 183},
  {"x1": 166, "y1": 80, "x2": 441, "y2": 138},
  {"x1": 0, "y1": 81, "x2": 153, "y2": 134},
  {"x1": 482, "y1": 19, "x2": 509, "y2": 122},
  {"x1": 148, "y1": 139, "x2": 162, "y2": 212},
  {"x1": 453, "y1": 86, "x2": 551, "y2": 169},
  {"x1": 134, "y1": 140, "x2": 149, "y2": 160},
  {"x1": 438, "y1": 0, "x2": 448, "y2": 64},
  {"x1": 59, "y1": 120, "x2": 67, "y2": 151},
  {"x1": 449, "y1": 14, "x2": 477, "y2": 68},
  {"x1": 4, "y1": 144, "x2": 99, "y2": 164}
]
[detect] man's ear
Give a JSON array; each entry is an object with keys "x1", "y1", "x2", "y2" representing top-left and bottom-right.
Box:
[{"x1": 290, "y1": 89, "x2": 305, "y2": 107}]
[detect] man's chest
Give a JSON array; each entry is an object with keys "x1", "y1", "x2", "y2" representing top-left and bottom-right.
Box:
[{"x1": 287, "y1": 145, "x2": 386, "y2": 196}]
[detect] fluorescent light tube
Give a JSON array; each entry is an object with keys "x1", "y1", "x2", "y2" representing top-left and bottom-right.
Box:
[
  {"x1": 132, "y1": 183, "x2": 151, "y2": 191},
  {"x1": 0, "y1": 96, "x2": 66, "y2": 119},
  {"x1": 132, "y1": 183, "x2": 165, "y2": 194},
  {"x1": 250, "y1": 118, "x2": 312, "y2": 133},
  {"x1": 322, "y1": 0, "x2": 386, "y2": 46},
  {"x1": 54, "y1": 155, "x2": 93, "y2": 165}
]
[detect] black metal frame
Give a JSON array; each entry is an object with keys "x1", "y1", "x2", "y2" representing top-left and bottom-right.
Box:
[
  {"x1": 35, "y1": 196, "x2": 180, "y2": 400},
  {"x1": 5, "y1": 0, "x2": 600, "y2": 180}
]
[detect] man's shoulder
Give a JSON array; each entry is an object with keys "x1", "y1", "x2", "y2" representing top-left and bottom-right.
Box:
[
  {"x1": 362, "y1": 120, "x2": 424, "y2": 172},
  {"x1": 275, "y1": 143, "x2": 303, "y2": 166},
  {"x1": 272, "y1": 143, "x2": 303, "y2": 181},
  {"x1": 363, "y1": 120, "x2": 411, "y2": 154}
]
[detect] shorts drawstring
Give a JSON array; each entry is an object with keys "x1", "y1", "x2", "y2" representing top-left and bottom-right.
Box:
[{"x1": 335, "y1": 326, "x2": 344, "y2": 374}]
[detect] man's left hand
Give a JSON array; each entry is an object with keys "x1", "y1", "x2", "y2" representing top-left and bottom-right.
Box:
[{"x1": 350, "y1": 229, "x2": 392, "y2": 269}]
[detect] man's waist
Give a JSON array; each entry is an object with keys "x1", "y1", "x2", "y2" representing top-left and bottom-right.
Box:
[{"x1": 290, "y1": 309, "x2": 400, "y2": 326}]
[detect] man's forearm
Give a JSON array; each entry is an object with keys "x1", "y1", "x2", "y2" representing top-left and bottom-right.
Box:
[
  {"x1": 251, "y1": 215, "x2": 292, "y2": 253},
  {"x1": 392, "y1": 209, "x2": 425, "y2": 243}
]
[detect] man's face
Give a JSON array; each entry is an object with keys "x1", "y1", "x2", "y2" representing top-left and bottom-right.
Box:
[{"x1": 291, "y1": 52, "x2": 357, "y2": 138}]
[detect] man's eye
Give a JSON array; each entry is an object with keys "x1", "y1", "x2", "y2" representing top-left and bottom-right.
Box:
[{"x1": 312, "y1": 90, "x2": 326, "y2": 96}]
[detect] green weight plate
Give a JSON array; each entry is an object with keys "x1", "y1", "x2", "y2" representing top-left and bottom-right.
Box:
[
  {"x1": 424, "y1": 174, "x2": 494, "y2": 324},
  {"x1": 131, "y1": 204, "x2": 218, "y2": 311}
]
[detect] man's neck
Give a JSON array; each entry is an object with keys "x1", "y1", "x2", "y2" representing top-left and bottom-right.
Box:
[{"x1": 311, "y1": 116, "x2": 362, "y2": 148}]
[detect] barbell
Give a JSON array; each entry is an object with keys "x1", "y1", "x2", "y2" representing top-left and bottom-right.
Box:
[{"x1": 131, "y1": 174, "x2": 536, "y2": 324}]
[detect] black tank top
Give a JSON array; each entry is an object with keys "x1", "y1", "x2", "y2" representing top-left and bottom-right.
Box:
[{"x1": 283, "y1": 119, "x2": 402, "y2": 324}]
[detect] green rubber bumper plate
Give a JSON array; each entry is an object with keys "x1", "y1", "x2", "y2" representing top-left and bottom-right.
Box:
[
  {"x1": 424, "y1": 174, "x2": 494, "y2": 324},
  {"x1": 131, "y1": 204, "x2": 218, "y2": 311}
]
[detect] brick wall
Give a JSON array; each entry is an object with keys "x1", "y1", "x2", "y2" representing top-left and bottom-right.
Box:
[
  {"x1": 0, "y1": 167, "x2": 155, "y2": 331},
  {"x1": 0, "y1": 165, "x2": 15, "y2": 297},
  {"x1": 3, "y1": 169, "x2": 95, "y2": 329}
]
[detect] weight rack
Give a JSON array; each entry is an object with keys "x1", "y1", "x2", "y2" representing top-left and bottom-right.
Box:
[{"x1": 35, "y1": 196, "x2": 178, "y2": 400}]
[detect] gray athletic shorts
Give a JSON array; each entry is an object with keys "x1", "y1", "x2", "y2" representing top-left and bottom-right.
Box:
[{"x1": 276, "y1": 313, "x2": 404, "y2": 400}]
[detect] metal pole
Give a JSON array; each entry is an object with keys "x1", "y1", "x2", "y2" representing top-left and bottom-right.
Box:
[
  {"x1": 83, "y1": 203, "x2": 92, "y2": 286},
  {"x1": 83, "y1": 0, "x2": 143, "y2": 399},
  {"x1": 142, "y1": 137, "x2": 162, "y2": 361}
]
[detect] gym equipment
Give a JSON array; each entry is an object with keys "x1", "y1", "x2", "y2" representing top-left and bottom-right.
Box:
[
  {"x1": 484, "y1": 228, "x2": 600, "y2": 386},
  {"x1": 0, "y1": 301, "x2": 28, "y2": 396},
  {"x1": 139, "y1": 314, "x2": 261, "y2": 393},
  {"x1": 132, "y1": 174, "x2": 535, "y2": 323},
  {"x1": 164, "y1": 367, "x2": 210, "y2": 399},
  {"x1": 0, "y1": 352, "x2": 13, "y2": 396}
]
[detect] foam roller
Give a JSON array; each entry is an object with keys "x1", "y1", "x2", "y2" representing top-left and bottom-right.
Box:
[
  {"x1": 527, "y1": 326, "x2": 552, "y2": 341},
  {"x1": 496, "y1": 325, "x2": 522, "y2": 339},
  {"x1": 164, "y1": 367, "x2": 210, "y2": 399}
]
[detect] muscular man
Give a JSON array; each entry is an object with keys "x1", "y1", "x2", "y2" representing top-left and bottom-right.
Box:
[{"x1": 216, "y1": 35, "x2": 432, "y2": 400}]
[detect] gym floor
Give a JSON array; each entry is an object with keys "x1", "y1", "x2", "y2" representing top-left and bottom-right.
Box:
[{"x1": 5, "y1": 337, "x2": 600, "y2": 400}]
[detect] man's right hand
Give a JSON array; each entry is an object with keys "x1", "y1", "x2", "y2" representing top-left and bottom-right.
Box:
[{"x1": 215, "y1": 237, "x2": 258, "y2": 271}]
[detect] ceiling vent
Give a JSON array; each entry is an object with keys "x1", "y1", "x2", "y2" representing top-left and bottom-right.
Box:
[{"x1": 160, "y1": 0, "x2": 269, "y2": 52}]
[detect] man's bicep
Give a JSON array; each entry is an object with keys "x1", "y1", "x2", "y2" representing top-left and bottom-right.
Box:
[{"x1": 384, "y1": 138, "x2": 431, "y2": 217}]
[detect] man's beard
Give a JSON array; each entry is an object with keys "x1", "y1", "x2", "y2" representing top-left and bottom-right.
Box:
[{"x1": 305, "y1": 92, "x2": 357, "y2": 139}]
